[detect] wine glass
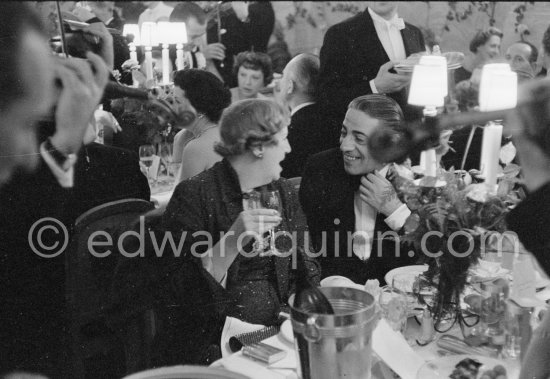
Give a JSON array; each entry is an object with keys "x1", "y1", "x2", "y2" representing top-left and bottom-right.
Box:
[
  {"x1": 243, "y1": 191, "x2": 268, "y2": 253},
  {"x1": 158, "y1": 142, "x2": 175, "y2": 185},
  {"x1": 139, "y1": 144, "x2": 156, "y2": 184},
  {"x1": 260, "y1": 190, "x2": 284, "y2": 257}
]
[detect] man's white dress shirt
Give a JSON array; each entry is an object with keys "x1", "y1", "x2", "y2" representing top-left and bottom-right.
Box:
[
  {"x1": 368, "y1": 7, "x2": 407, "y2": 94},
  {"x1": 138, "y1": 2, "x2": 174, "y2": 28},
  {"x1": 352, "y1": 164, "x2": 411, "y2": 260}
]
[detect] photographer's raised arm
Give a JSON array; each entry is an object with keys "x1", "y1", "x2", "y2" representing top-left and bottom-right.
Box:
[{"x1": 43, "y1": 52, "x2": 108, "y2": 186}]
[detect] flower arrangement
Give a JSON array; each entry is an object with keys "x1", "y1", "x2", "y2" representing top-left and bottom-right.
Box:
[
  {"x1": 390, "y1": 151, "x2": 524, "y2": 326},
  {"x1": 110, "y1": 61, "x2": 180, "y2": 147}
]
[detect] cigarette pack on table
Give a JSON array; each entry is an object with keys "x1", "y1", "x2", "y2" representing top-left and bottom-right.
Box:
[{"x1": 242, "y1": 342, "x2": 287, "y2": 365}]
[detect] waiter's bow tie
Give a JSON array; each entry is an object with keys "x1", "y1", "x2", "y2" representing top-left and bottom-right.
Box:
[{"x1": 388, "y1": 17, "x2": 405, "y2": 30}]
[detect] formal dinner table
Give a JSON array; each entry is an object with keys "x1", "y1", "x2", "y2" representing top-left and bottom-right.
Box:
[
  {"x1": 149, "y1": 173, "x2": 175, "y2": 208},
  {"x1": 212, "y1": 263, "x2": 550, "y2": 379}
]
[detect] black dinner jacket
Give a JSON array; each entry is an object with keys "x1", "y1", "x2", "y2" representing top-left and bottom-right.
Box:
[
  {"x1": 281, "y1": 103, "x2": 340, "y2": 179},
  {"x1": 68, "y1": 142, "x2": 151, "y2": 228},
  {"x1": 299, "y1": 148, "x2": 418, "y2": 284},
  {"x1": 317, "y1": 9, "x2": 425, "y2": 123}
]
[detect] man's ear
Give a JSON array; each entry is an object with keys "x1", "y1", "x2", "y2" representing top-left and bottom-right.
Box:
[
  {"x1": 251, "y1": 144, "x2": 265, "y2": 158},
  {"x1": 287, "y1": 79, "x2": 295, "y2": 95}
]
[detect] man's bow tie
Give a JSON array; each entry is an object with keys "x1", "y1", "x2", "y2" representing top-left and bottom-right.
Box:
[{"x1": 389, "y1": 17, "x2": 405, "y2": 31}]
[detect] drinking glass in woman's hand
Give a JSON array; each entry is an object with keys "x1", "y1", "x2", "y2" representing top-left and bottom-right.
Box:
[{"x1": 260, "y1": 190, "x2": 285, "y2": 257}]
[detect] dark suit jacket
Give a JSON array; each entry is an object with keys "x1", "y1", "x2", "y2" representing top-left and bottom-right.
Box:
[
  {"x1": 299, "y1": 148, "x2": 418, "y2": 284},
  {"x1": 110, "y1": 159, "x2": 319, "y2": 366},
  {"x1": 68, "y1": 142, "x2": 151, "y2": 227},
  {"x1": 207, "y1": 1, "x2": 275, "y2": 87},
  {"x1": 0, "y1": 161, "x2": 72, "y2": 377},
  {"x1": 281, "y1": 103, "x2": 340, "y2": 179},
  {"x1": 317, "y1": 9, "x2": 425, "y2": 124}
]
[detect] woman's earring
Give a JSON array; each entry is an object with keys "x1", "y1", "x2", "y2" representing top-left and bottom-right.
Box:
[{"x1": 258, "y1": 153, "x2": 264, "y2": 158}]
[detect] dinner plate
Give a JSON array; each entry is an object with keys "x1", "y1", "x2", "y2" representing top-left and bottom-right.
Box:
[
  {"x1": 384, "y1": 265, "x2": 428, "y2": 286},
  {"x1": 416, "y1": 354, "x2": 514, "y2": 379},
  {"x1": 320, "y1": 275, "x2": 365, "y2": 290},
  {"x1": 280, "y1": 320, "x2": 294, "y2": 343},
  {"x1": 123, "y1": 366, "x2": 249, "y2": 379}
]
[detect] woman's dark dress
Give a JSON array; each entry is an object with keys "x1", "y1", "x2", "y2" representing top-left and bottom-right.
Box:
[{"x1": 110, "y1": 159, "x2": 319, "y2": 366}]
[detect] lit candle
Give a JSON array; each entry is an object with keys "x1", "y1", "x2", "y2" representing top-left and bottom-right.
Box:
[
  {"x1": 140, "y1": 22, "x2": 158, "y2": 84},
  {"x1": 480, "y1": 122, "x2": 503, "y2": 193},
  {"x1": 420, "y1": 149, "x2": 437, "y2": 177},
  {"x1": 144, "y1": 46, "x2": 153, "y2": 82},
  {"x1": 157, "y1": 22, "x2": 173, "y2": 85},
  {"x1": 176, "y1": 44, "x2": 184, "y2": 71},
  {"x1": 161, "y1": 44, "x2": 170, "y2": 84},
  {"x1": 172, "y1": 22, "x2": 188, "y2": 72}
]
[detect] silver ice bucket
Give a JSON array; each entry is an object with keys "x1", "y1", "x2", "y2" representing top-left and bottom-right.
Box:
[{"x1": 289, "y1": 287, "x2": 379, "y2": 379}]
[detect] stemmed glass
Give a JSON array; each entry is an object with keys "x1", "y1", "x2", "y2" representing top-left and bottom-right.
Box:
[
  {"x1": 158, "y1": 142, "x2": 176, "y2": 185},
  {"x1": 139, "y1": 144, "x2": 156, "y2": 185},
  {"x1": 260, "y1": 190, "x2": 284, "y2": 257}
]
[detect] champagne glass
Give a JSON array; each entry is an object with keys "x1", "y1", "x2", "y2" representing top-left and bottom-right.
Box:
[
  {"x1": 243, "y1": 191, "x2": 267, "y2": 253},
  {"x1": 158, "y1": 142, "x2": 175, "y2": 185},
  {"x1": 139, "y1": 144, "x2": 156, "y2": 184},
  {"x1": 260, "y1": 190, "x2": 284, "y2": 257}
]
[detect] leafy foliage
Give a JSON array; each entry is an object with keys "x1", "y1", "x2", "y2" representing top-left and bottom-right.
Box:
[{"x1": 391, "y1": 158, "x2": 524, "y2": 322}]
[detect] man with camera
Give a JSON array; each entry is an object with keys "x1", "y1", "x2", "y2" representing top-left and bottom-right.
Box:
[{"x1": 0, "y1": 3, "x2": 108, "y2": 377}]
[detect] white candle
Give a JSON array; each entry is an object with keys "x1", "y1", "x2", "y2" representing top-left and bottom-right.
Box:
[
  {"x1": 162, "y1": 43, "x2": 170, "y2": 84},
  {"x1": 176, "y1": 43, "x2": 184, "y2": 71},
  {"x1": 420, "y1": 149, "x2": 437, "y2": 177},
  {"x1": 129, "y1": 43, "x2": 137, "y2": 62},
  {"x1": 480, "y1": 122, "x2": 503, "y2": 193},
  {"x1": 144, "y1": 46, "x2": 153, "y2": 83}
]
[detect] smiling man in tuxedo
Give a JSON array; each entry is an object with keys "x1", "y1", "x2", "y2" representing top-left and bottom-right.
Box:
[
  {"x1": 317, "y1": 1, "x2": 425, "y2": 131},
  {"x1": 300, "y1": 94, "x2": 418, "y2": 284}
]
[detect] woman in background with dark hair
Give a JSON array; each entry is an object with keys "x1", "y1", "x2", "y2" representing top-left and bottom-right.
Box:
[
  {"x1": 454, "y1": 27, "x2": 503, "y2": 84},
  {"x1": 230, "y1": 51, "x2": 273, "y2": 102},
  {"x1": 171, "y1": 69, "x2": 232, "y2": 182}
]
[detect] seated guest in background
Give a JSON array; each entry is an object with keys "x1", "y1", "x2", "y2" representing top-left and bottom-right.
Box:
[
  {"x1": 172, "y1": 69, "x2": 231, "y2": 182},
  {"x1": 300, "y1": 94, "x2": 417, "y2": 284},
  {"x1": 230, "y1": 51, "x2": 273, "y2": 103},
  {"x1": 0, "y1": 3, "x2": 108, "y2": 377},
  {"x1": 276, "y1": 53, "x2": 338, "y2": 178},
  {"x1": 206, "y1": 1, "x2": 275, "y2": 87},
  {"x1": 504, "y1": 78, "x2": 550, "y2": 379},
  {"x1": 112, "y1": 99, "x2": 319, "y2": 365},
  {"x1": 454, "y1": 27, "x2": 503, "y2": 84},
  {"x1": 317, "y1": 1, "x2": 425, "y2": 130},
  {"x1": 505, "y1": 40, "x2": 539, "y2": 83},
  {"x1": 170, "y1": 2, "x2": 225, "y2": 81}
]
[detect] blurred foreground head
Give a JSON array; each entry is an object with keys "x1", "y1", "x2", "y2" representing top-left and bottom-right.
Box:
[
  {"x1": 0, "y1": 3, "x2": 56, "y2": 186},
  {"x1": 367, "y1": 78, "x2": 550, "y2": 166}
]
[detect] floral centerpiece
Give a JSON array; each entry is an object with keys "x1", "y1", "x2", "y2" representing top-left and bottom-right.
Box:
[
  {"x1": 110, "y1": 61, "x2": 181, "y2": 148},
  {"x1": 390, "y1": 148, "x2": 524, "y2": 327}
]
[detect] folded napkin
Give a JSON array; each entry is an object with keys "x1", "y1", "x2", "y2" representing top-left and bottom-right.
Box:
[{"x1": 372, "y1": 319, "x2": 426, "y2": 379}]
